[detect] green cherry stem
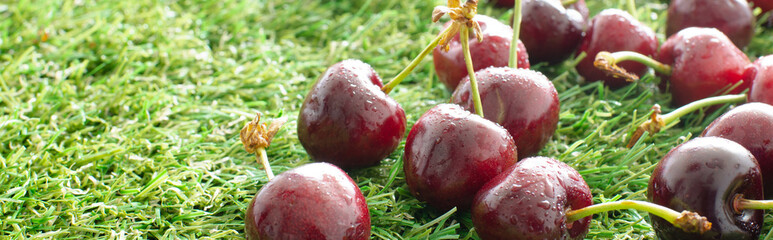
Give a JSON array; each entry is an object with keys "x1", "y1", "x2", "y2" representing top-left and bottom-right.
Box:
[
  {"x1": 257, "y1": 148, "x2": 275, "y2": 181},
  {"x1": 626, "y1": 94, "x2": 747, "y2": 148},
  {"x1": 461, "y1": 26, "x2": 484, "y2": 117},
  {"x1": 509, "y1": 0, "x2": 522, "y2": 69},
  {"x1": 627, "y1": 0, "x2": 638, "y2": 19},
  {"x1": 735, "y1": 195, "x2": 773, "y2": 211},
  {"x1": 382, "y1": 26, "x2": 455, "y2": 94},
  {"x1": 594, "y1": 51, "x2": 672, "y2": 82},
  {"x1": 660, "y1": 94, "x2": 747, "y2": 124},
  {"x1": 566, "y1": 200, "x2": 712, "y2": 234}
]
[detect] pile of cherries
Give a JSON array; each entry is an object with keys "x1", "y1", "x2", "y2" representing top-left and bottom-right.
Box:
[{"x1": 241, "y1": 0, "x2": 773, "y2": 239}]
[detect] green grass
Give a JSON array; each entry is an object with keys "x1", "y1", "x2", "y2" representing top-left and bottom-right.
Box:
[{"x1": 1, "y1": 0, "x2": 773, "y2": 239}]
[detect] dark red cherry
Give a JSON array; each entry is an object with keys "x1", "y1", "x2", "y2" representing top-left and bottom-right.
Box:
[
  {"x1": 666, "y1": 0, "x2": 754, "y2": 48},
  {"x1": 451, "y1": 67, "x2": 559, "y2": 159},
  {"x1": 748, "y1": 55, "x2": 773, "y2": 105},
  {"x1": 648, "y1": 137, "x2": 763, "y2": 240},
  {"x1": 298, "y1": 59, "x2": 406, "y2": 169},
  {"x1": 703, "y1": 103, "x2": 773, "y2": 199},
  {"x1": 245, "y1": 162, "x2": 370, "y2": 239},
  {"x1": 433, "y1": 15, "x2": 530, "y2": 91},
  {"x1": 494, "y1": 0, "x2": 589, "y2": 19},
  {"x1": 576, "y1": 9, "x2": 658, "y2": 88},
  {"x1": 472, "y1": 157, "x2": 593, "y2": 240},
  {"x1": 404, "y1": 104, "x2": 518, "y2": 211},
  {"x1": 657, "y1": 27, "x2": 751, "y2": 107},
  {"x1": 516, "y1": 0, "x2": 585, "y2": 64}
]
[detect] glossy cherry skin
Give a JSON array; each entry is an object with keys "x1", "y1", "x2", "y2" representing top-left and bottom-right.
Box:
[
  {"x1": 245, "y1": 162, "x2": 370, "y2": 239},
  {"x1": 298, "y1": 59, "x2": 406, "y2": 169},
  {"x1": 433, "y1": 15, "x2": 530, "y2": 91},
  {"x1": 472, "y1": 157, "x2": 593, "y2": 240},
  {"x1": 648, "y1": 137, "x2": 763, "y2": 240},
  {"x1": 703, "y1": 103, "x2": 773, "y2": 199},
  {"x1": 451, "y1": 67, "x2": 559, "y2": 159},
  {"x1": 657, "y1": 27, "x2": 751, "y2": 107},
  {"x1": 748, "y1": 56, "x2": 773, "y2": 105},
  {"x1": 516, "y1": 0, "x2": 585, "y2": 64},
  {"x1": 494, "y1": 0, "x2": 589, "y2": 20},
  {"x1": 404, "y1": 104, "x2": 518, "y2": 211},
  {"x1": 666, "y1": 0, "x2": 754, "y2": 48},
  {"x1": 576, "y1": 9, "x2": 658, "y2": 88}
]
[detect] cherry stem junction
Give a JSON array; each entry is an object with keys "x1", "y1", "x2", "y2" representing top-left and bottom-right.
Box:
[
  {"x1": 382, "y1": 26, "x2": 454, "y2": 94},
  {"x1": 383, "y1": 0, "x2": 482, "y2": 95},
  {"x1": 461, "y1": 27, "x2": 485, "y2": 117},
  {"x1": 240, "y1": 113, "x2": 287, "y2": 181},
  {"x1": 566, "y1": 200, "x2": 712, "y2": 234},
  {"x1": 509, "y1": 0, "x2": 522, "y2": 69},
  {"x1": 626, "y1": 94, "x2": 747, "y2": 147},
  {"x1": 594, "y1": 51, "x2": 672, "y2": 82}
]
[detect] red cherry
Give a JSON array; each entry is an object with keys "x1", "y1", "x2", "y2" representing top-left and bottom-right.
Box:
[
  {"x1": 657, "y1": 27, "x2": 751, "y2": 107},
  {"x1": 433, "y1": 15, "x2": 530, "y2": 91},
  {"x1": 245, "y1": 162, "x2": 370, "y2": 239},
  {"x1": 576, "y1": 9, "x2": 658, "y2": 88},
  {"x1": 666, "y1": 0, "x2": 754, "y2": 48},
  {"x1": 403, "y1": 104, "x2": 518, "y2": 210},
  {"x1": 298, "y1": 59, "x2": 406, "y2": 169}
]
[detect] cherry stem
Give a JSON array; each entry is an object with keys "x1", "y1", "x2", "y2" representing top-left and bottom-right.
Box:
[
  {"x1": 566, "y1": 200, "x2": 711, "y2": 234},
  {"x1": 382, "y1": 26, "x2": 455, "y2": 94},
  {"x1": 611, "y1": 51, "x2": 671, "y2": 75},
  {"x1": 509, "y1": 0, "x2": 522, "y2": 69},
  {"x1": 735, "y1": 195, "x2": 773, "y2": 211},
  {"x1": 461, "y1": 26, "x2": 484, "y2": 117},
  {"x1": 257, "y1": 148, "x2": 275, "y2": 181},
  {"x1": 660, "y1": 94, "x2": 747, "y2": 124},
  {"x1": 627, "y1": 0, "x2": 638, "y2": 19},
  {"x1": 595, "y1": 51, "x2": 672, "y2": 82},
  {"x1": 626, "y1": 94, "x2": 747, "y2": 147}
]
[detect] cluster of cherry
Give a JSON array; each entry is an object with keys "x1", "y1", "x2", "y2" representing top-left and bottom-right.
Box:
[{"x1": 241, "y1": 0, "x2": 773, "y2": 239}]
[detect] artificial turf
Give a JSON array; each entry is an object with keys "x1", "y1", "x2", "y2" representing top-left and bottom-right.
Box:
[{"x1": 2, "y1": 0, "x2": 773, "y2": 239}]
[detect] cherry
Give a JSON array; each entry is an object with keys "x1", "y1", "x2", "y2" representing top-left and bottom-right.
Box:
[
  {"x1": 515, "y1": 0, "x2": 585, "y2": 64},
  {"x1": 703, "y1": 103, "x2": 773, "y2": 199},
  {"x1": 595, "y1": 28, "x2": 751, "y2": 107},
  {"x1": 666, "y1": 0, "x2": 754, "y2": 48},
  {"x1": 649, "y1": 137, "x2": 763, "y2": 240},
  {"x1": 576, "y1": 9, "x2": 658, "y2": 88},
  {"x1": 472, "y1": 157, "x2": 711, "y2": 239},
  {"x1": 240, "y1": 117, "x2": 369, "y2": 239},
  {"x1": 433, "y1": 14, "x2": 530, "y2": 91},
  {"x1": 244, "y1": 162, "x2": 371, "y2": 239},
  {"x1": 657, "y1": 27, "x2": 751, "y2": 106},
  {"x1": 493, "y1": 0, "x2": 589, "y2": 19},
  {"x1": 748, "y1": 55, "x2": 773, "y2": 105},
  {"x1": 298, "y1": 59, "x2": 406, "y2": 169},
  {"x1": 472, "y1": 157, "x2": 592, "y2": 239},
  {"x1": 403, "y1": 103, "x2": 518, "y2": 211},
  {"x1": 451, "y1": 67, "x2": 559, "y2": 158}
]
